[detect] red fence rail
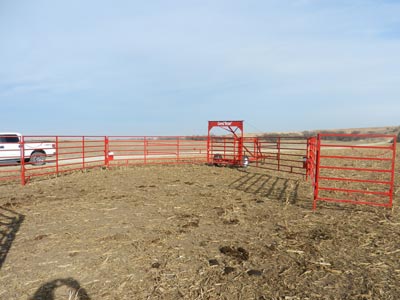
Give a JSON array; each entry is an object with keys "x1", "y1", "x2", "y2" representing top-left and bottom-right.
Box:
[
  {"x1": 313, "y1": 133, "x2": 397, "y2": 209},
  {"x1": 0, "y1": 136, "x2": 208, "y2": 185},
  {"x1": 0, "y1": 133, "x2": 397, "y2": 211},
  {"x1": 246, "y1": 136, "x2": 309, "y2": 177},
  {"x1": 307, "y1": 137, "x2": 318, "y2": 192},
  {"x1": 207, "y1": 136, "x2": 310, "y2": 173},
  {"x1": 208, "y1": 136, "x2": 241, "y2": 166},
  {"x1": 108, "y1": 136, "x2": 207, "y2": 167}
]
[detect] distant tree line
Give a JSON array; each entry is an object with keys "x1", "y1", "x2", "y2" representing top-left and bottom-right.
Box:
[
  {"x1": 183, "y1": 135, "x2": 208, "y2": 141},
  {"x1": 317, "y1": 130, "x2": 367, "y2": 142},
  {"x1": 181, "y1": 128, "x2": 400, "y2": 142},
  {"x1": 259, "y1": 131, "x2": 365, "y2": 141},
  {"x1": 259, "y1": 130, "x2": 388, "y2": 142}
]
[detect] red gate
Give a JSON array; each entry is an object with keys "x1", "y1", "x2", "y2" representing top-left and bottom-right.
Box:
[
  {"x1": 251, "y1": 136, "x2": 310, "y2": 177},
  {"x1": 207, "y1": 121, "x2": 245, "y2": 166},
  {"x1": 312, "y1": 133, "x2": 397, "y2": 209}
]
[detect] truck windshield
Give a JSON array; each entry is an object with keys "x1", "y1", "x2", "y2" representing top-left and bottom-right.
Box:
[{"x1": 0, "y1": 135, "x2": 20, "y2": 143}]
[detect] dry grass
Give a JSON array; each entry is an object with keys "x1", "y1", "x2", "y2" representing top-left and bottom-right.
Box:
[{"x1": 0, "y1": 149, "x2": 399, "y2": 299}]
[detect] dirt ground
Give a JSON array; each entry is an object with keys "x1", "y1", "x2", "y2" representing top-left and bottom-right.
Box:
[{"x1": 1, "y1": 163, "x2": 400, "y2": 300}]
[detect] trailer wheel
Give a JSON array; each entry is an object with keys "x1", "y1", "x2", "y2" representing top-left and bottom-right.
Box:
[
  {"x1": 242, "y1": 155, "x2": 249, "y2": 168},
  {"x1": 30, "y1": 151, "x2": 46, "y2": 166},
  {"x1": 213, "y1": 154, "x2": 223, "y2": 167}
]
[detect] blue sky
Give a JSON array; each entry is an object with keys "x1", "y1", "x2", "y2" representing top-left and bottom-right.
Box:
[{"x1": 0, "y1": 0, "x2": 399, "y2": 135}]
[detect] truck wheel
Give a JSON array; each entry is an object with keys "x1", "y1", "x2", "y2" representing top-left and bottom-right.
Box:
[{"x1": 30, "y1": 151, "x2": 46, "y2": 166}]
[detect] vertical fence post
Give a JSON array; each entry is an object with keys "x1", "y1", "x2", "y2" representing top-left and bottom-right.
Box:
[
  {"x1": 104, "y1": 136, "x2": 109, "y2": 168},
  {"x1": 253, "y1": 138, "x2": 256, "y2": 160},
  {"x1": 305, "y1": 138, "x2": 310, "y2": 181},
  {"x1": 233, "y1": 137, "x2": 236, "y2": 165},
  {"x1": 223, "y1": 137, "x2": 226, "y2": 160},
  {"x1": 308, "y1": 137, "x2": 315, "y2": 182},
  {"x1": 177, "y1": 137, "x2": 180, "y2": 163},
  {"x1": 238, "y1": 137, "x2": 243, "y2": 166},
  {"x1": 254, "y1": 138, "x2": 258, "y2": 167},
  {"x1": 277, "y1": 137, "x2": 281, "y2": 171},
  {"x1": 56, "y1": 136, "x2": 59, "y2": 175},
  {"x1": 389, "y1": 136, "x2": 397, "y2": 208},
  {"x1": 144, "y1": 137, "x2": 147, "y2": 165},
  {"x1": 207, "y1": 133, "x2": 211, "y2": 164},
  {"x1": 20, "y1": 135, "x2": 26, "y2": 186},
  {"x1": 82, "y1": 136, "x2": 85, "y2": 170},
  {"x1": 312, "y1": 134, "x2": 321, "y2": 210}
]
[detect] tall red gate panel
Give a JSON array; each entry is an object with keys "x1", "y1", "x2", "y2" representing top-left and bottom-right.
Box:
[
  {"x1": 306, "y1": 137, "x2": 318, "y2": 183},
  {"x1": 207, "y1": 121, "x2": 245, "y2": 166},
  {"x1": 313, "y1": 133, "x2": 397, "y2": 209}
]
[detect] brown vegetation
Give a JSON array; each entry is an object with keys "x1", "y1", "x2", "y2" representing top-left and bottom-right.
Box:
[
  {"x1": 0, "y1": 154, "x2": 399, "y2": 299},
  {"x1": 255, "y1": 125, "x2": 400, "y2": 141}
]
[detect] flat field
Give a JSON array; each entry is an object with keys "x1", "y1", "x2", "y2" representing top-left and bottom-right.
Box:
[{"x1": 1, "y1": 161, "x2": 400, "y2": 299}]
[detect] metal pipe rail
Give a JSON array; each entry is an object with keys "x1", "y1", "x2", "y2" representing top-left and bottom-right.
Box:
[
  {"x1": 312, "y1": 133, "x2": 397, "y2": 209},
  {"x1": 0, "y1": 136, "x2": 208, "y2": 185},
  {"x1": 0, "y1": 132, "x2": 396, "y2": 212}
]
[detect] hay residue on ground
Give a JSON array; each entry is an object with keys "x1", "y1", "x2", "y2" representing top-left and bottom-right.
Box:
[{"x1": 1, "y1": 164, "x2": 399, "y2": 299}]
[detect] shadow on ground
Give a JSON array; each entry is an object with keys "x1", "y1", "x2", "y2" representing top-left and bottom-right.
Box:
[
  {"x1": 30, "y1": 278, "x2": 91, "y2": 300},
  {"x1": 229, "y1": 170, "x2": 304, "y2": 205},
  {"x1": 0, "y1": 206, "x2": 25, "y2": 270}
]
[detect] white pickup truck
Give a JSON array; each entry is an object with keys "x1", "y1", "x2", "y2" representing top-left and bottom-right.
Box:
[{"x1": 0, "y1": 133, "x2": 56, "y2": 165}]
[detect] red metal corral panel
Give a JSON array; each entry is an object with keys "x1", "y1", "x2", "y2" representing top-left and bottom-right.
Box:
[
  {"x1": 312, "y1": 133, "x2": 396, "y2": 209},
  {"x1": 8, "y1": 135, "x2": 209, "y2": 184},
  {"x1": 2, "y1": 130, "x2": 396, "y2": 213},
  {"x1": 247, "y1": 136, "x2": 309, "y2": 177}
]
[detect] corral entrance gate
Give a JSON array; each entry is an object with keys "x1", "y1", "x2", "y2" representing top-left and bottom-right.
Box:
[
  {"x1": 207, "y1": 121, "x2": 397, "y2": 210},
  {"x1": 311, "y1": 133, "x2": 397, "y2": 209},
  {"x1": 207, "y1": 120, "x2": 309, "y2": 172},
  {"x1": 207, "y1": 121, "x2": 245, "y2": 167}
]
